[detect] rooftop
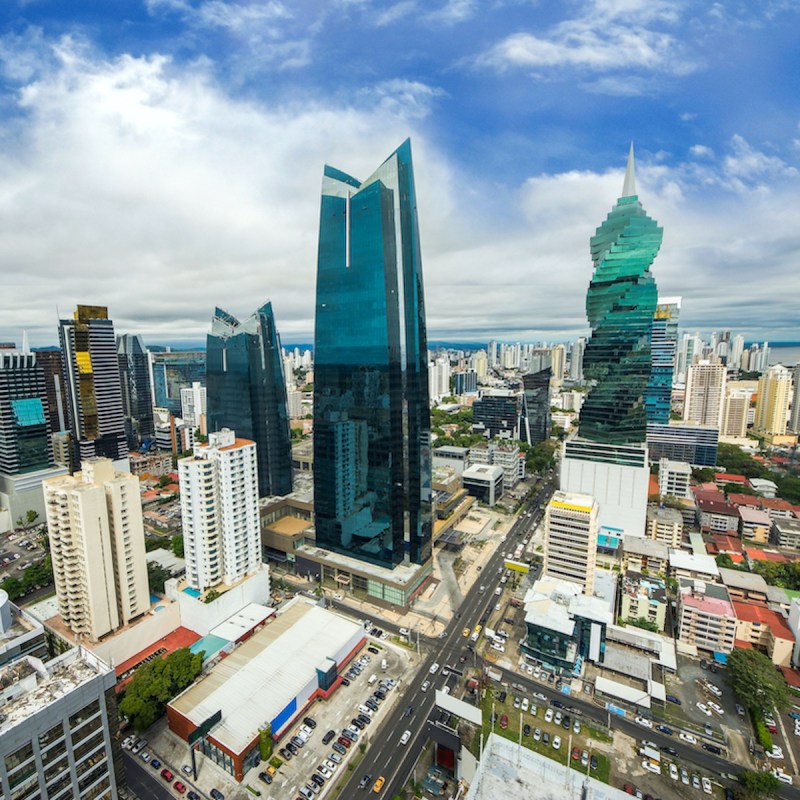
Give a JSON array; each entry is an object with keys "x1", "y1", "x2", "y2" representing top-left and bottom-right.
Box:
[
  {"x1": 623, "y1": 535, "x2": 669, "y2": 560},
  {"x1": 679, "y1": 579, "x2": 734, "y2": 617},
  {"x1": 0, "y1": 648, "x2": 112, "y2": 732},
  {"x1": 696, "y1": 496, "x2": 739, "y2": 516},
  {"x1": 728, "y1": 493, "x2": 762, "y2": 508},
  {"x1": 739, "y1": 506, "x2": 772, "y2": 524},
  {"x1": 295, "y1": 542, "x2": 428, "y2": 586},
  {"x1": 646, "y1": 505, "x2": 683, "y2": 525},
  {"x1": 732, "y1": 602, "x2": 794, "y2": 640},
  {"x1": 718, "y1": 567, "x2": 769, "y2": 593},
  {"x1": 669, "y1": 549, "x2": 720, "y2": 577},
  {"x1": 622, "y1": 571, "x2": 667, "y2": 603}
]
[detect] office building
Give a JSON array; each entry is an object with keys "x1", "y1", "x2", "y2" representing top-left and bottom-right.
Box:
[
  {"x1": 722, "y1": 388, "x2": 751, "y2": 438},
  {"x1": 207, "y1": 302, "x2": 293, "y2": 498},
  {"x1": 684, "y1": 360, "x2": 726, "y2": 428},
  {"x1": 646, "y1": 422, "x2": 718, "y2": 467},
  {"x1": 473, "y1": 389, "x2": 521, "y2": 439},
  {"x1": 43, "y1": 458, "x2": 149, "y2": 642},
  {"x1": 117, "y1": 333, "x2": 154, "y2": 449},
  {"x1": 462, "y1": 464, "x2": 504, "y2": 507},
  {"x1": 658, "y1": 458, "x2": 692, "y2": 499},
  {"x1": 468, "y1": 441, "x2": 523, "y2": 490},
  {"x1": 644, "y1": 296, "x2": 680, "y2": 424},
  {"x1": 33, "y1": 349, "x2": 67, "y2": 435},
  {"x1": 562, "y1": 147, "x2": 657, "y2": 538},
  {"x1": 179, "y1": 429, "x2": 261, "y2": 593},
  {"x1": 754, "y1": 364, "x2": 793, "y2": 437},
  {"x1": 453, "y1": 370, "x2": 477, "y2": 396},
  {"x1": 59, "y1": 306, "x2": 128, "y2": 468},
  {"x1": 0, "y1": 646, "x2": 124, "y2": 800},
  {"x1": 313, "y1": 140, "x2": 432, "y2": 569},
  {"x1": 149, "y1": 349, "x2": 206, "y2": 416},
  {"x1": 543, "y1": 491, "x2": 599, "y2": 594},
  {"x1": 520, "y1": 361, "x2": 552, "y2": 445}
]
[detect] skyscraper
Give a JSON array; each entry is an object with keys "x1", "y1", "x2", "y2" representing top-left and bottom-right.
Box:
[
  {"x1": 644, "y1": 296, "x2": 681, "y2": 424},
  {"x1": 562, "y1": 146, "x2": 658, "y2": 537},
  {"x1": 117, "y1": 333, "x2": 155, "y2": 449},
  {"x1": 578, "y1": 146, "x2": 661, "y2": 444},
  {"x1": 790, "y1": 364, "x2": 800, "y2": 434},
  {"x1": 754, "y1": 364, "x2": 794, "y2": 438},
  {"x1": 543, "y1": 491, "x2": 599, "y2": 594},
  {"x1": 179, "y1": 429, "x2": 261, "y2": 592},
  {"x1": 520, "y1": 360, "x2": 552, "y2": 445},
  {"x1": 59, "y1": 305, "x2": 128, "y2": 468},
  {"x1": 43, "y1": 458, "x2": 149, "y2": 641},
  {"x1": 313, "y1": 139, "x2": 432, "y2": 569},
  {"x1": 206, "y1": 302, "x2": 292, "y2": 498},
  {"x1": 149, "y1": 349, "x2": 206, "y2": 415},
  {"x1": 684, "y1": 360, "x2": 726, "y2": 428}
]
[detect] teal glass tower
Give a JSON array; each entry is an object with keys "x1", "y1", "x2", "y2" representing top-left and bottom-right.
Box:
[
  {"x1": 207, "y1": 302, "x2": 293, "y2": 497},
  {"x1": 313, "y1": 139, "x2": 432, "y2": 569},
  {"x1": 578, "y1": 145, "x2": 661, "y2": 445}
]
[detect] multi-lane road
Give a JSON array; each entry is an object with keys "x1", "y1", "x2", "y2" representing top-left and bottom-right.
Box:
[{"x1": 335, "y1": 478, "x2": 556, "y2": 798}]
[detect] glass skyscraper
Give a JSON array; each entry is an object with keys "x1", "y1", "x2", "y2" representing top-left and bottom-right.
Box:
[
  {"x1": 313, "y1": 139, "x2": 432, "y2": 569},
  {"x1": 206, "y1": 302, "x2": 293, "y2": 498},
  {"x1": 150, "y1": 350, "x2": 205, "y2": 415},
  {"x1": 578, "y1": 146, "x2": 662, "y2": 445},
  {"x1": 117, "y1": 333, "x2": 155, "y2": 449},
  {"x1": 644, "y1": 296, "x2": 681, "y2": 424}
]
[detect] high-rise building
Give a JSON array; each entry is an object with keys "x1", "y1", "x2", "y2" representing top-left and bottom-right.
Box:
[
  {"x1": 149, "y1": 349, "x2": 206, "y2": 415},
  {"x1": 58, "y1": 306, "x2": 128, "y2": 468},
  {"x1": 453, "y1": 371, "x2": 478, "y2": 395},
  {"x1": 178, "y1": 429, "x2": 261, "y2": 592},
  {"x1": 473, "y1": 389, "x2": 521, "y2": 439},
  {"x1": 428, "y1": 356, "x2": 451, "y2": 403},
  {"x1": 644, "y1": 296, "x2": 681, "y2": 424},
  {"x1": 180, "y1": 381, "x2": 207, "y2": 431},
  {"x1": 722, "y1": 388, "x2": 751, "y2": 438},
  {"x1": 206, "y1": 302, "x2": 293, "y2": 498},
  {"x1": 568, "y1": 337, "x2": 585, "y2": 382},
  {"x1": 543, "y1": 491, "x2": 599, "y2": 594},
  {"x1": 472, "y1": 350, "x2": 488, "y2": 380},
  {"x1": 730, "y1": 334, "x2": 745, "y2": 371},
  {"x1": 683, "y1": 360, "x2": 726, "y2": 428},
  {"x1": 313, "y1": 139, "x2": 432, "y2": 569},
  {"x1": 646, "y1": 422, "x2": 718, "y2": 466},
  {"x1": 790, "y1": 365, "x2": 800, "y2": 434},
  {"x1": 43, "y1": 458, "x2": 149, "y2": 641},
  {"x1": 754, "y1": 364, "x2": 794, "y2": 437},
  {"x1": 0, "y1": 646, "x2": 125, "y2": 800},
  {"x1": 117, "y1": 333, "x2": 155, "y2": 450},
  {"x1": 33, "y1": 349, "x2": 67, "y2": 434},
  {"x1": 562, "y1": 146, "x2": 657, "y2": 537},
  {"x1": 550, "y1": 344, "x2": 565, "y2": 388},
  {"x1": 520, "y1": 361, "x2": 552, "y2": 445}
]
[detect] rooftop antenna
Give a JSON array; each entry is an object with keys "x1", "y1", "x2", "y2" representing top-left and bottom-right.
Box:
[{"x1": 622, "y1": 141, "x2": 637, "y2": 197}]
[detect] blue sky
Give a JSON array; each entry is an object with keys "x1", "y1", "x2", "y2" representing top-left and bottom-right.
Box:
[{"x1": 1, "y1": 0, "x2": 799, "y2": 347}]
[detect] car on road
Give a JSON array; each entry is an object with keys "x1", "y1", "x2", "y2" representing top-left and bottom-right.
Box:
[
  {"x1": 399, "y1": 627, "x2": 410, "y2": 636},
  {"x1": 421, "y1": 680, "x2": 430, "y2": 692},
  {"x1": 359, "y1": 773, "x2": 372, "y2": 789},
  {"x1": 662, "y1": 746, "x2": 677, "y2": 756},
  {"x1": 634, "y1": 716, "x2": 652, "y2": 728},
  {"x1": 373, "y1": 776, "x2": 385, "y2": 793},
  {"x1": 462, "y1": 627, "x2": 471, "y2": 637},
  {"x1": 679, "y1": 732, "x2": 697, "y2": 744},
  {"x1": 656, "y1": 725, "x2": 673, "y2": 735},
  {"x1": 400, "y1": 730, "x2": 411, "y2": 745},
  {"x1": 429, "y1": 663, "x2": 439, "y2": 674},
  {"x1": 333, "y1": 593, "x2": 343, "y2": 600},
  {"x1": 702, "y1": 743, "x2": 722, "y2": 754},
  {"x1": 534, "y1": 692, "x2": 547, "y2": 702}
]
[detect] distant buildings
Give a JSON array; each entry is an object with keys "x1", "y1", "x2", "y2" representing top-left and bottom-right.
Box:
[
  {"x1": 59, "y1": 305, "x2": 128, "y2": 468},
  {"x1": 117, "y1": 333, "x2": 154, "y2": 449},
  {"x1": 313, "y1": 140, "x2": 432, "y2": 570},
  {"x1": 44, "y1": 458, "x2": 149, "y2": 642},
  {"x1": 543, "y1": 491, "x2": 599, "y2": 594},
  {"x1": 722, "y1": 388, "x2": 751, "y2": 437},
  {"x1": 206, "y1": 302, "x2": 293, "y2": 498},
  {"x1": 644, "y1": 296, "x2": 680, "y2": 424},
  {"x1": 179, "y1": 429, "x2": 261, "y2": 592}
]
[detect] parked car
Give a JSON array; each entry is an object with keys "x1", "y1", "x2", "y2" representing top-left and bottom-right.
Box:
[
  {"x1": 174, "y1": 782, "x2": 187, "y2": 795},
  {"x1": 160, "y1": 769, "x2": 174, "y2": 782},
  {"x1": 666, "y1": 694, "x2": 682, "y2": 705}
]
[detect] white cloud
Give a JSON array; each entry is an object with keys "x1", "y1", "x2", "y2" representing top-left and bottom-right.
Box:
[
  {"x1": 374, "y1": 1, "x2": 417, "y2": 27},
  {"x1": 194, "y1": 0, "x2": 291, "y2": 31},
  {"x1": 424, "y1": 0, "x2": 477, "y2": 25},
  {"x1": 360, "y1": 79, "x2": 446, "y2": 119},
  {"x1": 689, "y1": 144, "x2": 714, "y2": 158}
]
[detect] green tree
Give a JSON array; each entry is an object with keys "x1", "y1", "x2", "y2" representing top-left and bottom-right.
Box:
[
  {"x1": 171, "y1": 535, "x2": 185, "y2": 559},
  {"x1": 118, "y1": 647, "x2": 204, "y2": 731},
  {"x1": 738, "y1": 769, "x2": 781, "y2": 798},
  {"x1": 626, "y1": 617, "x2": 659, "y2": 633},
  {"x1": 147, "y1": 561, "x2": 171, "y2": 594},
  {"x1": 728, "y1": 648, "x2": 789, "y2": 714},
  {"x1": 692, "y1": 467, "x2": 715, "y2": 483},
  {"x1": 157, "y1": 474, "x2": 172, "y2": 488},
  {"x1": 205, "y1": 588, "x2": 221, "y2": 603},
  {"x1": 0, "y1": 576, "x2": 25, "y2": 600}
]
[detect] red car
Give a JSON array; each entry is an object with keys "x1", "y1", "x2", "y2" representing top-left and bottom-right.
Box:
[
  {"x1": 337, "y1": 736, "x2": 351, "y2": 748},
  {"x1": 161, "y1": 768, "x2": 174, "y2": 782},
  {"x1": 571, "y1": 746, "x2": 581, "y2": 761},
  {"x1": 499, "y1": 714, "x2": 508, "y2": 729},
  {"x1": 174, "y1": 782, "x2": 187, "y2": 795}
]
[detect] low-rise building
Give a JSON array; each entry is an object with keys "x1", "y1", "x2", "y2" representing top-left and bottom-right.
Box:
[
  {"x1": 658, "y1": 458, "x2": 692, "y2": 499},
  {"x1": 749, "y1": 478, "x2": 778, "y2": 498},
  {"x1": 739, "y1": 506, "x2": 772, "y2": 543},
  {"x1": 623, "y1": 535, "x2": 669, "y2": 575},
  {"x1": 432, "y1": 445, "x2": 470, "y2": 477},
  {"x1": 669, "y1": 550, "x2": 720, "y2": 581},
  {"x1": 128, "y1": 450, "x2": 174, "y2": 476},
  {"x1": 718, "y1": 567, "x2": 769, "y2": 606},
  {"x1": 677, "y1": 579, "x2": 737, "y2": 655},
  {"x1": 620, "y1": 572, "x2": 668, "y2": 631},
  {"x1": 696, "y1": 495, "x2": 740, "y2": 535},
  {"x1": 761, "y1": 497, "x2": 795, "y2": 521},
  {"x1": 462, "y1": 464, "x2": 504, "y2": 507},
  {"x1": 646, "y1": 505, "x2": 683, "y2": 548},
  {"x1": 733, "y1": 602, "x2": 795, "y2": 666},
  {"x1": 773, "y1": 517, "x2": 800, "y2": 549}
]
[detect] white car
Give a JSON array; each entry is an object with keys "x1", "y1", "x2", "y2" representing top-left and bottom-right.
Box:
[
  {"x1": 421, "y1": 680, "x2": 430, "y2": 692},
  {"x1": 533, "y1": 728, "x2": 541, "y2": 741},
  {"x1": 429, "y1": 662, "x2": 439, "y2": 674},
  {"x1": 399, "y1": 628, "x2": 410, "y2": 637},
  {"x1": 669, "y1": 763, "x2": 679, "y2": 780},
  {"x1": 521, "y1": 698, "x2": 530, "y2": 712},
  {"x1": 552, "y1": 735, "x2": 561, "y2": 750},
  {"x1": 767, "y1": 746, "x2": 784, "y2": 759},
  {"x1": 332, "y1": 593, "x2": 343, "y2": 600},
  {"x1": 679, "y1": 732, "x2": 697, "y2": 744},
  {"x1": 641, "y1": 760, "x2": 660, "y2": 774},
  {"x1": 526, "y1": 665, "x2": 533, "y2": 675},
  {"x1": 554, "y1": 711, "x2": 563, "y2": 726},
  {"x1": 634, "y1": 716, "x2": 653, "y2": 728},
  {"x1": 139, "y1": 751, "x2": 150, "y2": 763},
  {"x1": 324, "y1": 759, "x2": 337, "y2": 772},
  {"x1": 772, "y1": 769, "x2": 792, "y2": 785},
  {"x1": 707, "y1": 683, "x2": 722, "y2": 697},
  {"x1": 696, "y1": 702, "x2": 712, "y2": 716},
  {"x1": 708, "y1": 701, "x2": 724, "y2": 716},
  {"x1": 491, "y1": 643, "x2": 505, "y2": 653},
  {"x1": 318, "y1": 765, "x2": 332, "y2": 778},
  {"x1": 544, "y1": 709, "x2": 554, "y2": 723},
  {"x1": 702, "y1": 776, "x2": 713, "y2": 793}
]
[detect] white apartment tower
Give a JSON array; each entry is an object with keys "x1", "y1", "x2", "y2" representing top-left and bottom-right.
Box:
[
  {"x1": 684, "y1": 360, "x2": 726, "y2": 428},
  {"x1": 179, "y1": 429, "x2": 260, "y2": 593},
  {"x1": 43, "y1": 458, "x2": 149, "y2": 642},
  {"x1": 722, "y1": 388, "x2": 751, "y2": 437},
  {"x1": 658, "y1": 458, "x2": 692, "y2": 499},
  {"x1": 543, "y1": 491, "x2": 599, "y2": 595},
  {"x1": 180, "y1": 381, "x2": 207, "y2": 431}
]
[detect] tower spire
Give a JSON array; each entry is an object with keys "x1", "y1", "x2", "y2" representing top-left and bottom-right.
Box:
[{"x1": 622, "y1": 141, "x2": 636, "y2": 197}]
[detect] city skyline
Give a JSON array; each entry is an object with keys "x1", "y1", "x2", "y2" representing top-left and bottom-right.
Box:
[{"x1": 1, "y1": 3, "x2": 799, "y2": 347}]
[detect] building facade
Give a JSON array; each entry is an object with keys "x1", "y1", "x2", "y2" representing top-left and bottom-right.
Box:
[
  {"x1": 658, "y1": 458, "x2": 692, "y2": 499},
  {"x1": 206, "y1": 302, "x2": 293, "y2": 498},
  {"x1": 116, "y1": 333, "x2": 154, "y2": 450},
  {"x1": 43, "y1": 458, "x2": 149, "y2": 642},
  {"x1": 520, "y1": 362, "x2": 552, "y2": 445},
  {"x1": 313, "y1": 139, "x2": 432, "y2": 569},
  {"x1": 644, "y1": 296, "x2": 680, "y2": 424},
  {"x1": 59, "y1": 306, "x2": 128, "y2": 468},
  {"x1": 646, "y1": 422, "x2": 718, "y2": 467},
  {"x1": 677, "y1": 579, "x2": 736, "y2": 655},
  {"x1": 473, "y1": 389, "x2": 521, "y2": 439},
  {"x1": 179, "y1": 429, "x2": 261, "y2": 592},
  {"x1": 149, "y1": 350, "x2": 206, "y2": 416},
  {"x1": 684, "y1": 360, "x2": 726, "y2": 428},
  {"x1": 543, "y1": 491, "x2": 599, "y2": 594},
  {"x1": 754, "y1": 364, "x2": 793, "y2": 437}
]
